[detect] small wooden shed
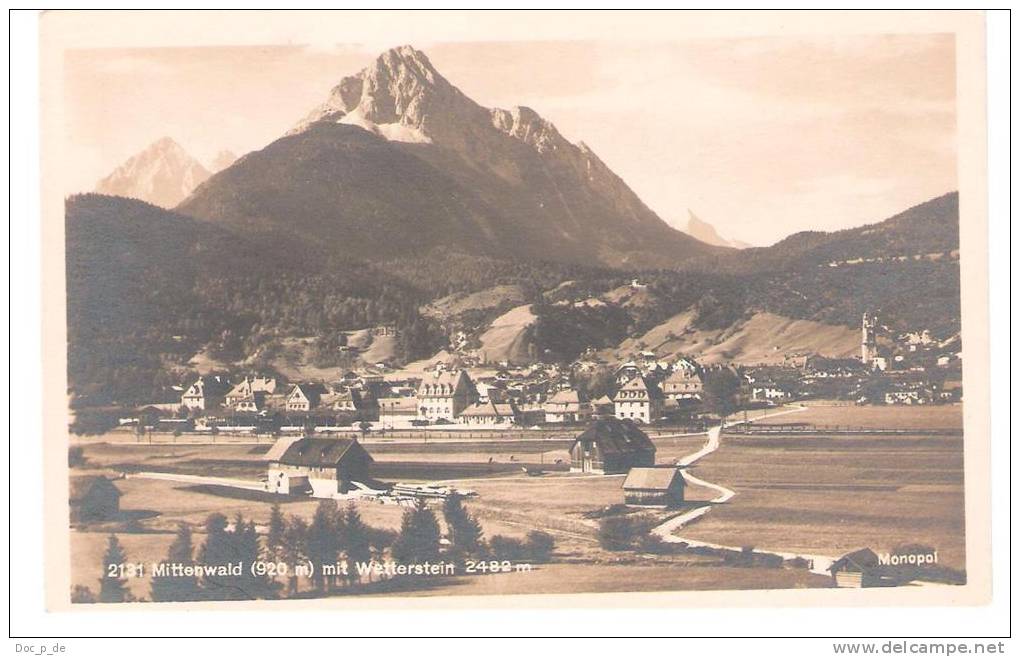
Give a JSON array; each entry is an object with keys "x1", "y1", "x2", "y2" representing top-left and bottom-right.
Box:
[
  {"x1": 569, "y1": 418, "x2": 656, "y2": 474},
  {"x1": 622, "y1": 467, "x2": 685, "y2": 507},
  {"x1": 69, "y1": 475, "x2": 121, "y2": 523},
  {"x1": 829, "y1": 548, "x2": 882, "y2": 588}
]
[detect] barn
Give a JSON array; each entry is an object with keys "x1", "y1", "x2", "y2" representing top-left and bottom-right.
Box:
[
  {"x1": 569, "y1": 418, "x2": 656, "y2": 474},
  {"x1": 622, "y1": 467, "x2": 685, "y2": 507},
  {"x1": 828, "y1": 548, "x2": 883, "y2": 588},
  {"x1": 69, "y1": 475, "x2": 121, "y2": 523},
  {"x1": 265, "y1": 437, "x2": 373, "y2": 498}
]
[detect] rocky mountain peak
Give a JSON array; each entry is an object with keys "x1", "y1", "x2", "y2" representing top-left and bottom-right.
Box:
[
  {"x1": 95, "y1": 137, "x2": 210, "y2": 208},
  {"x1": 685, "y1": 210, "x2": 748, "y2": 249},
  {"x1": 189, "y1": 45, "x2": 722, "y2": 268},
  {"x1": 290, "y1": 44, "x2": 477, "y2": 141},
  {"x1": 490, "y1": 106, "x2": 567, "y2": 153}
]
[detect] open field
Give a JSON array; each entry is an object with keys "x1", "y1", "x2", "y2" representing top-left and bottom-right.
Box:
[
  {"x1": 752, "y1": 403, "x2": 963, "y2": 431},
  {"x1": 675, "y1": 432, "x2": 966, "y2": 570},
  {"x1": 69, "y1": 433, "x2": 779, "y2": 600},
  {"x1": 378, "y1": 562, "x2": 829, "y2": 597},
  {"x1": 67, "y1": 402, "x2": 965, "y2": 599}
]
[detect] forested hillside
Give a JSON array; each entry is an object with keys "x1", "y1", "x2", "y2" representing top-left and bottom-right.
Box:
[{"x1": 66, "y1": 191, "x2": 961, "y2": 407}]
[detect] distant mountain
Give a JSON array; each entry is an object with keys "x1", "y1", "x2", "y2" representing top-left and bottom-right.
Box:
[
  {"x1": 65, "y1": 193, "x2": 437, "y2": 406},
  {"x1": 685, "y1": 210, "x2": 748, "y2": 249},
  {"x1": 179, "y1": 45, "x2": 724, "y2": 268},
  {"x1": 95, "y1": 137, "x2": 211, "y2": 208},
  {"x1": 209, "y1": 149, "x2": 238, "y2": 173},
  {"x1": 700, "y1": 192, "x2": 961, "y2": 275}
]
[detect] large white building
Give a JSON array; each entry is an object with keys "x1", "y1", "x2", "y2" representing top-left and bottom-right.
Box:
[
  {"x1": 416, "y1": 370, "x2": 476, "y2": 421},
  {"x1": 613, "y1": 376, "x2": 664, "y2": 425}
]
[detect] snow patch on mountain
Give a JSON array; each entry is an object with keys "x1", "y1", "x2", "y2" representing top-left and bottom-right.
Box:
[{"x1": 338, "y1": 111, "x2": 431, "y2": 144}]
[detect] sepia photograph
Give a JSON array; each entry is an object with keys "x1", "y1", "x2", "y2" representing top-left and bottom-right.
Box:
[{"x1": 19, "y1": 9, "x2": 1004, "y2": 637}]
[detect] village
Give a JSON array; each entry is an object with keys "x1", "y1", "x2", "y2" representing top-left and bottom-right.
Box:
[
  {"x1": 120, "y1": 313, "x2": 962, "y2": 439},
  {"x1": 67, "y1": 309, "x2": 966, "y2": 601}
]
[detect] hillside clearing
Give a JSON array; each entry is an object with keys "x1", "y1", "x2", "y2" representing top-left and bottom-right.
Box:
[{"x1": 605, "y1": 311, "x2": 859, "y2": 365}]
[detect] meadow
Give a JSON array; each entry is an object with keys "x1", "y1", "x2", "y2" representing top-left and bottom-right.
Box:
[
  {"x1": 68, "y1": 403, "x2": 966, "y2": 600},
  {"x1": 673, "y1": 405, "x2": 966, "y2": 571}
]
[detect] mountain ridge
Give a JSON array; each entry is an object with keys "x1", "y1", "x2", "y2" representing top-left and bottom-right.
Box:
[
  {"x1": 96, "y1": 137, "x2": 211, "y2": 208},
  {"x1": 179, "y1": 45, "x2": 723, "y2": 268},
  {"x1": 685, "y1": 210, "x2": 749, "y2": 249}
]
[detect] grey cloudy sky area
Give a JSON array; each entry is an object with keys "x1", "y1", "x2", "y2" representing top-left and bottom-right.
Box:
[{"x1": 64, "y1": 34, "x2": 956, "y2": 246}]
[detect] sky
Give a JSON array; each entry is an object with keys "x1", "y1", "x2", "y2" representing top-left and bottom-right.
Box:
[{"x1": 63, "y1": 34, "x2": 957, "y2": 246}]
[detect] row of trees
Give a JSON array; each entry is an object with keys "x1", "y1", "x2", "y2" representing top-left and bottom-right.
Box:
[{"x1": 73, "y1": 497, "x2": 556, "y2": 604}]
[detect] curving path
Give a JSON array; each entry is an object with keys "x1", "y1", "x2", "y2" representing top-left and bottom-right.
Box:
[{"x1": 650, "y1": 405, "x2": 838, "y2": 575}]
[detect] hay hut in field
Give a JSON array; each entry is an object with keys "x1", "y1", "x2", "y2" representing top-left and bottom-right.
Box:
[
  {"x1": 569, "y1": 418, "x2": 655, "y2": 474},
  {"x1": 622, "y1": 467, "x2": 685, "y2": 507},
  {"x1": 829, "y1": 548, "x2": 882, "y2": 588},
  {"x1": 69, "y1": 475, "x2": 121, "y2": 523}
]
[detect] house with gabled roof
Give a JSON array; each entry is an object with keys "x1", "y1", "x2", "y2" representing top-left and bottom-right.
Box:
[
  {"x1": 569, "y1": 418, "x2": 656, "y2": 474},
  {"x1": 286, "y1": 383, "x2": 329, "y2": 413},
  {"x1": 661, "y1": 367, "x2": 703, "y2": 400},
  {"x1": 416, "y1": 370, "x2": 476, "y2": 421},
  {"x1": 543, "y1": 389, "x2": 592, "y2": 424},
  {"x1": 180, "y1": 375, "x2": 231, "y2": 411},
  {"x1": 225, "y1": 376, "x2": 277, "y2": 407},
  {"x1": 623, "y1": 467, "x2": 685, "y2": 507},
  {"x1": 459, "y1": 400, "x2": 520, "y2": 427},
  {"x1": 323, "y1": 388, "x2": 378, "y2": 421},
  {"x1": 265, "y1": 437, "x2": 373, "y2": 497},
  {"x1": 829, "y1": 548, "x2": 883, "y2": 588},
  {"x1": 612, "y1": 376, "x2": 665, "y2": 424},
  {"x1": 233, "y1": 391, "x2": 268, "y2": 414}
]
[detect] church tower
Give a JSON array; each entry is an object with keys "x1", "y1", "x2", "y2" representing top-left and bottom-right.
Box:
[{"x1": 861, "y1": 312, "x2": 878, "y2": 363}]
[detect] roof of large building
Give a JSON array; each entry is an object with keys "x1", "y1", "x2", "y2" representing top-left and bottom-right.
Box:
[
  {"x1": 663, "y1": 368, "x2": 702, "y2": 384},
  {"x1": 460, "y1": 401, "x2": 516, "y2": 418},
  {"x1": 69, "y1": 475, "x2": 121, "y2": 503},
  {"x1": 623, "y1": 467, "x2": 685, "y2": 491},
  {"x1": 417, "y1": 370, "x2": 473, "y2": 398},
  {"x1": 262, "y1": 435, "x2": 304, "y2": 462},
  {"x1": 545, "y1": 389, "x2": 587, "y2": 407},
  {"x1": 273, "y1": 438, "x2": 373, "y2": 467},
  {"x1": 613, "y1": 376, "x2": 664, "y2": 402},
  {"x1": 572, "y1": 418, "x2": 656, "y2": 455}
]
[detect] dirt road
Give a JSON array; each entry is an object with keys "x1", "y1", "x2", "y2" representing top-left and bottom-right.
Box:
[{"x1": 651, "y1": 405, "x2": 838, "y2": 575}]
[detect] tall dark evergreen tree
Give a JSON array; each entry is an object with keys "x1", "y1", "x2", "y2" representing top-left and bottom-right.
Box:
[
  {"x1": 442, "y1": 494, "x2": 483, "y2": 559},
  {"x1": 196, "y1": 512, "x2": 248, "y2": 600},
  {"x1": 282, "y1": 515, "x2": 308, "y2": 596},
  {"x1": 306, "y1": 500, "x2": 339, "y2": 593},
  {"x1": 150, "y1": 523, "x2": 201, "y2": 602},
  {"x1": 392, "y1": 499, "x2": 441, "y2": 565},
  {"x1": 99, "y1": 535, "x2": 130, "y2": 603},
  {"x1": 343, "y1": 503, "x2": 372, "y2": 587},
  {"x1": 235, "y1": 516, "x2": 279, "y2": 599},
  {"x1": 264, "y1": 503, "x2": 287, "y2": 563}
]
